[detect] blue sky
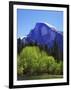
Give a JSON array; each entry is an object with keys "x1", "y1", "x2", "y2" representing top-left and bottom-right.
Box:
[{"x1": 17, "y1": 9, "x2": 63, "y2": 38}]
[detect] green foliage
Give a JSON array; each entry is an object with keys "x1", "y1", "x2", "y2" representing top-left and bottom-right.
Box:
[
  {"x1": 54, "y1": 61, "x2": 63, "y2": 75},
  {"x1": 17, "y1": 55, "x2": 24, "y2": 76},
  {"x1": 17, "y1": 46, "x2": 63, "y2": 76}
]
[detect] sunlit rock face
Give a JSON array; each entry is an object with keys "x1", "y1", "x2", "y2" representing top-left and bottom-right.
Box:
[{"x1": 25, "y1": 22, "x2": 63, "y2": 51}]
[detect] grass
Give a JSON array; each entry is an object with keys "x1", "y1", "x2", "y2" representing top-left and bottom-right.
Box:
[{"x1": 18, "y1": 73, "x2": 63, "y2": 80}]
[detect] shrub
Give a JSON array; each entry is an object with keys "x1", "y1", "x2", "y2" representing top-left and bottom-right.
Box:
[
  {"x1": 17, "y1": 55, "x2": 24, "y2": 76},
  {"x1": 17, "y1": 46, "x2": 63, "y2": 76}
]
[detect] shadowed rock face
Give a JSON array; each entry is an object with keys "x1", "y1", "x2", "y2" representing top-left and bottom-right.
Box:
[{"x1": 26, "y1": 22, "x2": 63, "y2": 51}]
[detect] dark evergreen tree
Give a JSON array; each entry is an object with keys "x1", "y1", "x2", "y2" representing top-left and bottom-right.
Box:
[
  {"x1": 17, "y1": 38, "x2": 23, "y2": 54},
  {"x1": 52, "y1": 39, "x2": 63, "y2": 61}
]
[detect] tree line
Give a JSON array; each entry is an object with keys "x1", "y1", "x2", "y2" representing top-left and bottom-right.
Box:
[{"x1": 17, "y1": 38, "x2": 63, "y2": 61}]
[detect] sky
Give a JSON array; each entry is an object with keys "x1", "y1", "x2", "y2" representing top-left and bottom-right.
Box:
[{"x1": 17, "y1": 9, "x2": 63, "y2": 38}]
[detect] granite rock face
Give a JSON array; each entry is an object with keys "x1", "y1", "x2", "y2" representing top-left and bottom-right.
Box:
[
  {"x1": 18, "y1": 22, "x2": 63, "y2": 60},
  {"x1": 25, "y1": 22, "x2": 63, "y2": 51}
]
